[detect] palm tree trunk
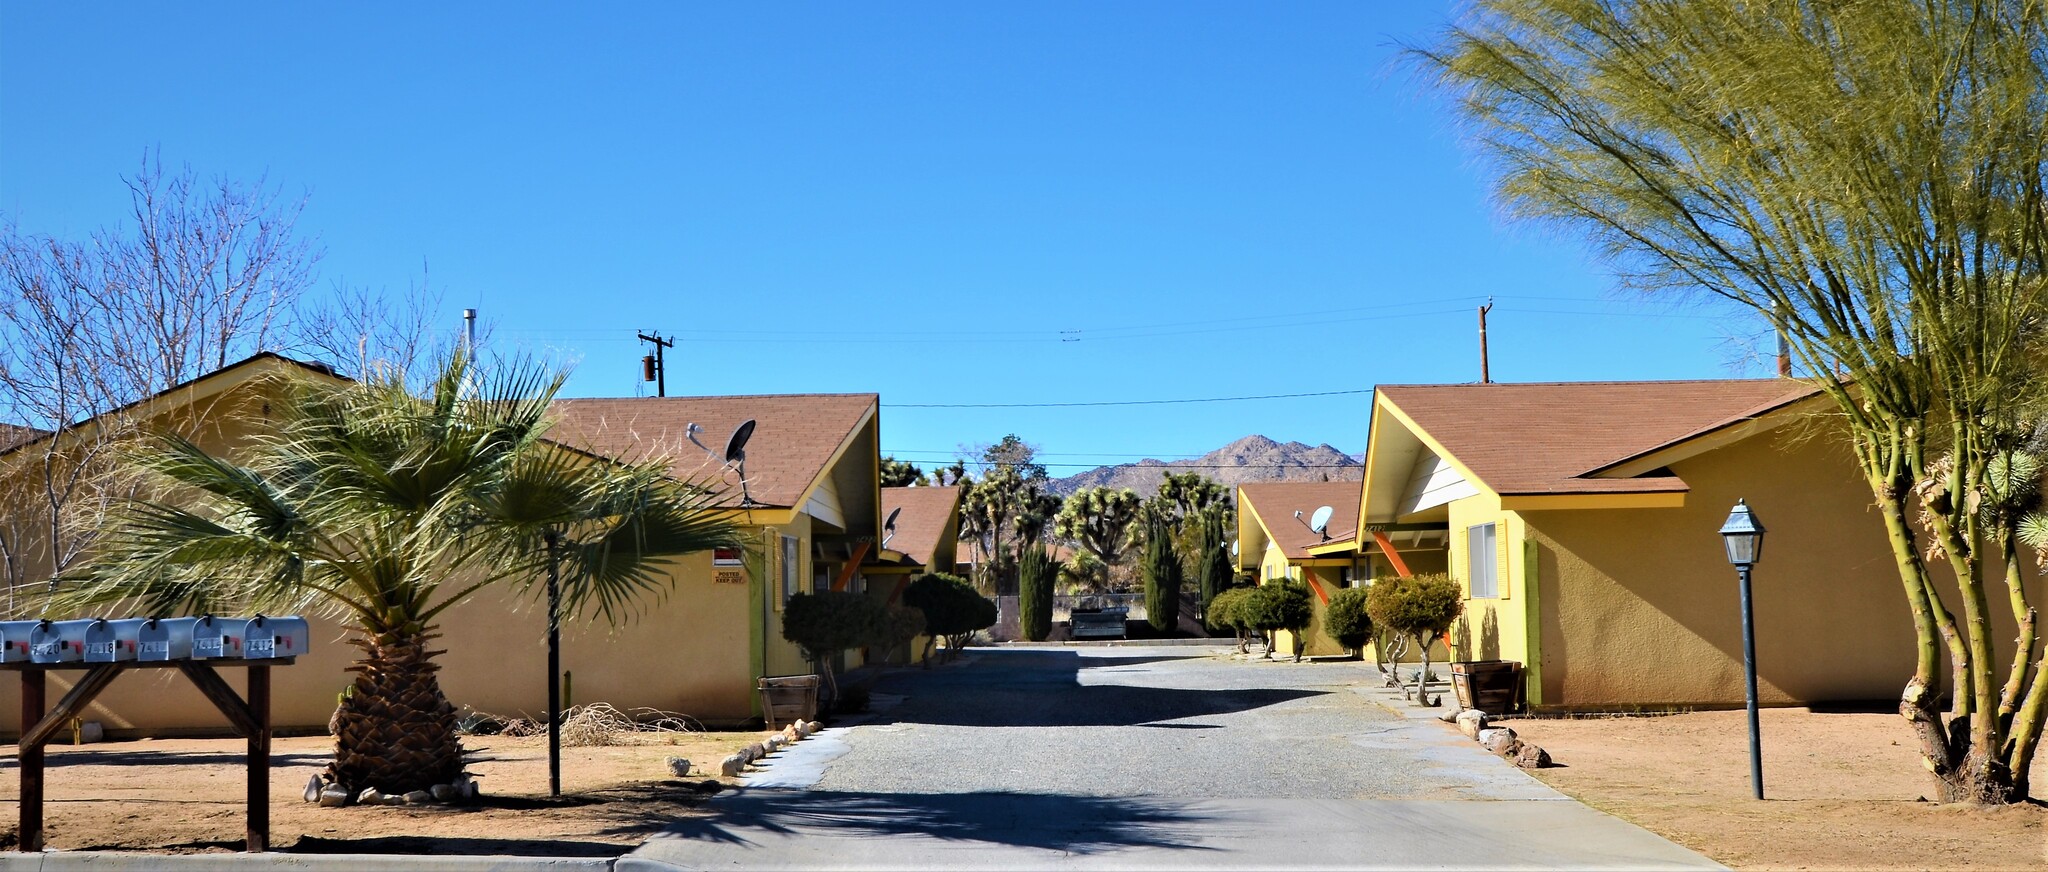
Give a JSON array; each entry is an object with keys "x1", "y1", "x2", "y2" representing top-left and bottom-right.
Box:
[
  {"x1": 327, "y1": 631, "x2": 464, "y2": 796},
  {"x1": 546, "y1": 533, "x2": 563, "y2": 798}
]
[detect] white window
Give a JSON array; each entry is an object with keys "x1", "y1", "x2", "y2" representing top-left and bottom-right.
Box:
[
  {"x1": 1467, "y1": 523, "x2": 1498, "y2": 598},
  {"x1": 781, "y1": 536, "x2": 801, "y2": 604}
]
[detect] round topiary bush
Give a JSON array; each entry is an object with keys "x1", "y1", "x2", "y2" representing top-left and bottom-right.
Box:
[
  {"x1": 903, "y1": 572, "x2": 998, "y2": 664},
  {"x1": 1244, "y1": 579, "x2": 1314, "y2": 661},
  {"x1": 1366, "y1": 573, "x2": 1464, "y2": 706},
  {"x1": 1324, "y1": 586, "x2": 1373, "y2": 659},
  {"x1": 781, "y1": 590, "x2": 887, "y2": 698},
  {"x1": 1207, "y1": 586, "x2": 1256, "y2": 653}
]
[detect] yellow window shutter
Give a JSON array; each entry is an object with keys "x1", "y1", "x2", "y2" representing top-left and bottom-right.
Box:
[
  {"x1": 1453, "y1": 525, "x2": 1470, "y2": 599},
  {"x1": 1497, "y1": 516, "x2": 1512, "y2": 600}
]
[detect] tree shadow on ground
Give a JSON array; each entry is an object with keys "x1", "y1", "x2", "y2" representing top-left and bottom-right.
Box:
[
  {"x1": 864, "y1": 649, "x2": 1325, "y2": 727},
  {"x1": 657, "y1": 789, "x2": 1217, "y2": 855}
]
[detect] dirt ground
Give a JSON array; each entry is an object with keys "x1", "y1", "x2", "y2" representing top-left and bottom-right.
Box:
[
  {"x1": 0, "y1": 729, "x2": 777, "y2": 855},
  {"x1": 1503, "y1": 708, "x2": 2047, "y2": 870}
]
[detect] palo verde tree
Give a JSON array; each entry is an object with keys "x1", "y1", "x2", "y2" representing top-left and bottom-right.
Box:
[
  {"x1": 55, "y1": 352, "x2": 742, "y2": 797},
  {"x1": 1140, "y1": 514, "x2": 1184, "y2": 634},
  {"x1": 1368, "y1": 574, "x2": 1463, "y2": 706},
  {"x1": 1422, "y1": 0, "x2": 2048, "y2": 801},
  {"x1": 1018, "y1": 544, "x2": 1054, "y2": 641}
]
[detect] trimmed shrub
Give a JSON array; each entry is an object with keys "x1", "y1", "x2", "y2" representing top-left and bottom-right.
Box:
[
  {"x1": 1324, "y1": 587, "x2": 1373, "y2": 659},
  {"x1": 904, "y1": 572, "x2": 998, "y2": 664},
  {"x1": 1018, "y1": 545, "x2": 1054, "y2": 642},
  {"x1": 874, "y1": 604, "x2": 927, "y2": 663},
  {"x1": 1141, "y1": 516, "x2": 1184, "y2": 634},
  {"x1": 781, "y1": 590, "x2": 887, "y2": 699},
  {"x1": 1207, "y1": 586, "x2": 1257, "y2": 653},
  {"x1": 1366, "y1": 573, "x2": 1464, "y2": 706},
  {"x1": 1244, "y1": 579, "x2": 1314, "y2": 661}
]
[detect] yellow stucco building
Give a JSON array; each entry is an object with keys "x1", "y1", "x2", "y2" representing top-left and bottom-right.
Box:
[
  {"x1": 1350, "y1": 378, "x2": 2048, "y2": 711},
  {"x1": 0, "y1": 355, "x2": 891, "y2": 734}
]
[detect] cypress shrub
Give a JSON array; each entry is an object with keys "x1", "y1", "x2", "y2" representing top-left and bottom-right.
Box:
[
  {"x1": 1141, "y1": 515, "x2": 1184, "y2": 634},
  {"x1": 1018, "y1": 545, "x2": 1054, "y2": 642},
  {"x1": 1324, "y1": 586, "x2": 1373, "y2": 659},
  {"x1": 1195, "y1": 509, "x2": 1234, "y2": 628}
]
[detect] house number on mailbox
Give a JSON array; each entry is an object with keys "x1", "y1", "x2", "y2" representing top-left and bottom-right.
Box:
[
  {"x1": 245, "y1": 637, "x2": 274, "y2": 658},
  {"x1": 194, "y1": 637, "x2": 223, "y2": 658},
  {"x1": 140, "y1": 640, "x2": 170, "y2": 658}
]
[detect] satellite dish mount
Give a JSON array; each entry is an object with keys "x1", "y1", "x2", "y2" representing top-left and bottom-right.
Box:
[
  {"x1": 881, "y1": 506, "x2": 902, "y2": 549},
  {"x1": 1297, "y1": 505, "x2": 1336, "y2": 542},
  {"x1": 725, "y1": 420, "x2": 758, "y2": 508}
]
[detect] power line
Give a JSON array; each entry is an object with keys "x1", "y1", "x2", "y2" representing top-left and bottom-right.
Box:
[{"x1": 884, "y1": 388, "x2": 1374, "y2": 409}]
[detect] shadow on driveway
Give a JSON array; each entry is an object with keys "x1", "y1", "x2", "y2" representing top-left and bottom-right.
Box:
[
  {"x1": 660, "y1": 789, "x2": 1217, "y2": 855},
  {"x1": 864, "y1": 649, "x2": 1325, "y2": 728}
]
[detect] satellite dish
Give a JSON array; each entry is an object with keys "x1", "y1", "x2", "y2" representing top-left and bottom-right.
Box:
[
  {"x1": 1308, "y1": 505, "x2": 1335, "y2": 538},
  {"x1": 882, "y1": 506, "x2": 902, "y2": 548},
  {"x1": 724, "y1": 420, "x2": 756, "y2": 465},
  {"x1": 1230, "y1": 541, "x2": 1239, "y2": 557},
  {"x1": 725, "y1": 420, "x2": 758, "y2": 507}
]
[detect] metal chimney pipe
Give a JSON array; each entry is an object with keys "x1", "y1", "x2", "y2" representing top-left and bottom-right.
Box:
[{"x1": 463, "y1": 308, "x2": 477, "y2": 353}]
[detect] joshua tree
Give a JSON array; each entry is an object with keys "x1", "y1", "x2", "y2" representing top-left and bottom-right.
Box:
[
  {"x1": 879, "y1": 456, "x2": 926, "y2": 487},
  {"x1": 1053, "y1": 486, "x2": 1143, "y2": 583},
  {"x1": 56, "y1": 353, "x2": 741, "y2": 798}
]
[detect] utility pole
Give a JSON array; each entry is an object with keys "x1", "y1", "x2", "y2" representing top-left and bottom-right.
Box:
[
  {"x1": 1478, "y1": 299, "x2": 1494, "y2": 384},
  {"x1": 637, "y1": 331, "x2": 674, "y2": 397}
]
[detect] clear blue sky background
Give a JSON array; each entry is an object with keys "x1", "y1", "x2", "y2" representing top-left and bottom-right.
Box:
[{"x1": 1, "y1": 2, "x2": 1766, "y2": 473}]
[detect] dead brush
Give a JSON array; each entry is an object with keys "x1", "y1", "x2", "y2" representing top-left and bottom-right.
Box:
[{"x1": 463, "y1": 703, "x2": 705, "y2": 746}]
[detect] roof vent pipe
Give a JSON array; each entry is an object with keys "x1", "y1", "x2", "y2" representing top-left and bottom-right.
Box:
[
  {"x1": 1775, "y1": 329, "x2": 1790, "y2": 378},
  {"x1": 463, "y1": 308, "x2": 478, "y2": 354}
]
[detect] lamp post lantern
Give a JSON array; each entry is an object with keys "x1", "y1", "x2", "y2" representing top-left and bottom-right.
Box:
[{"x1": 1719, "y1": 498, "x2": 1767, "y2": 800}]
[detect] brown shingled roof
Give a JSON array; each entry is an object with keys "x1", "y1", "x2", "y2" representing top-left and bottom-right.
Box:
[
  {"x1": 549, "y1": 394, "x2": 877, "y2": 508},
  {"x1": 1378, "y1": 379, "x2": 1815, "y2": 496},
  {"x1": 1240, "y1": 480, "x2": 1362, "y2": 559},
  {"x1": 880, "y1": 485, "x2": 961, "y2": 567}
]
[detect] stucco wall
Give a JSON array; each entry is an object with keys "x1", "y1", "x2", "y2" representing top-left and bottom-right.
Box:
[{"x1": 1519, "y1": 427, "x2": 2046, "y2": 709}]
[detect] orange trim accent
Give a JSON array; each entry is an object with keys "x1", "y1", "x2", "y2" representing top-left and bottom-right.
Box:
[
  {"x1": 1372, "y1": 530, "x2": 1413, "y2": 577},
  {"x1": 831, "y1": 541, "x2": 872, "y2": 591},
  {"x1": 1304, "y1": 573, "x2": 1330, "y2": 605}
]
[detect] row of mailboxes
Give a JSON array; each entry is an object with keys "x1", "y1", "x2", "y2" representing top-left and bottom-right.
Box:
[{"x1": 0, "y1": 616, "x2": 308, "y2": 665}]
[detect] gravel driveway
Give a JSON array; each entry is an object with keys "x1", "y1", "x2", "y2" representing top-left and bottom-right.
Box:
[{"x1": 624, "y1": 646, "x2": 1720, "y2": 871}]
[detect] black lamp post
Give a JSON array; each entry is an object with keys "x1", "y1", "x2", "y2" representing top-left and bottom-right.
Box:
[{"x1": 1718, "y1": 498, "x2": 1767, "y2": 800}]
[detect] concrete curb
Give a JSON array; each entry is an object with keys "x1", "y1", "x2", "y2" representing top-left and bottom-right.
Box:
[{"x1": 1, "y1": 852, "x2": 612, "y2": 871}]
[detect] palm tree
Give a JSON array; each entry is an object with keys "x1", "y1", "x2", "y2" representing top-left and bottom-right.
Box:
[{"x1": 55, "y1": 353, "x2": 743, "y2": 797}]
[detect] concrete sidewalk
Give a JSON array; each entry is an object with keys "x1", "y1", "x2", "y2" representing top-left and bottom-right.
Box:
[{"x1": 0, "y1": 854, "x2": 608, "y2": 871}]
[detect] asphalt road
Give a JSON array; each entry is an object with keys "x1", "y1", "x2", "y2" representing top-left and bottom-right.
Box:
[{"x1": 623, "y1": 646, "x2": 1720, "y2": 871}]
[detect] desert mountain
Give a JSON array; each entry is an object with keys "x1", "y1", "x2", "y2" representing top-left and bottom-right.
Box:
[{"x1": 1047, "y1": 434, "x2": 1362, "y2": 497}]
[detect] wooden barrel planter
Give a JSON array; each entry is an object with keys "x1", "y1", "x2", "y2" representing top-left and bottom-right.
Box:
[
  {"x1": 757, "y1": 674, "x2": 820, "y2": 730},
  {"x1": 1450, "y1": 660, "x2": 1523, "y2": 715}
]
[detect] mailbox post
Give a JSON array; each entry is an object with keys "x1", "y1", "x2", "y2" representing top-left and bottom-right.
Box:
[{"x1": 6, "y1": 614, "x2": 298, "y2": 852}]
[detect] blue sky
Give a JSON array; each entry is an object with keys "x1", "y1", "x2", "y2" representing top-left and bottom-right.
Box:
[{"x1": 1, "y1": 3, "x2": 1765, "y2": 473}]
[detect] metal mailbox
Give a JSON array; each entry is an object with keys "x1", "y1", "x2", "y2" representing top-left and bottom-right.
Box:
[
  {"x1": 29, "y1": 619, "x2": 90, "y2": 664},
  {"x1": 238, "y1": 615, "x2": 307, "y2": 660},
  {"x1": 136, "y1": 617, "x2": 197, "y2": 661},
  {"x1": 83, "y1": 618, "x2": 148, "y2": 663},
  {"x1": 191, "y1": 615, "x2": 240, "y2": 660},
  {"x1": 0, "y1": 620, "x2": 40, "y2": 663}
]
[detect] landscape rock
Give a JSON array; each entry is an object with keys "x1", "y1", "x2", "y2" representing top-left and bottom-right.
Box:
[
  {"x1": 765, "y1": 735, "x2": 787, "y2": 751},
  {"x1": 1455, "y1": 709, "x2": 1488, "y2": 739},
  {"x1": 750, "y1": 741, "x2": 771, "y2": 758},
  {"x1": 304, "y1": 774, "x2": 324, "y2": 803},
  {"x1": 403, "y1": 790, "x2": 433, "y2": 804},
  {"x1": 667, "y1": 757, "x2": 692, "y2": 777},
  {"x1": 464, "y1": 779, "x2": 481, "y2": 800},
  {"x1": 795, "y1": 721, "x2": 814, "y2": 737},
  {"x1": 1515, "y1": 743, "x2": 1553, "y2": 769},
  {"x1": 355, "y1": 787, "x2": 385, "y2": 806},
  {"x1": 317, "y1": 786, "x2": 350, "y2": 808},
  {"x1": 1480, "y1": 728, "x2": 1520, "y2": 756},
  {"x1": 721, "y1": 754, "x2": 747, "y2": 777},
  {"x1": 431, "y1": 783, "x2": 462, "y2": 802},
  {"x1": 782, "y1": 725, "x2": 800, "y2": 743},
  {"x1": 736, "y1": 744, "x2": 758, "y2": 762},
  {"x1": 805, "y1": 721, "x2": 822, "y2": 733},
  {"x1": 1436, "y1": 708, "x2": 1460, "y2": 724}
]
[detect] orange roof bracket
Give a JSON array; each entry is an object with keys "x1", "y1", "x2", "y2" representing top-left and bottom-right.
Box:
[
  {"x1": 831, "y1": 541, "x2": 872, "y2": 591},
  {"x1": 1303, "y1": 572, "x2": 1331, "y2": 605},
  {"x1": 1371, "y1": 529, "x2": 1413, "y2": 578}
]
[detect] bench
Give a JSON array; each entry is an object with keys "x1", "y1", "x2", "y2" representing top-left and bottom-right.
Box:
[{"x1": 1068, "y1": 608, "x2": 1128, "y2": 640}]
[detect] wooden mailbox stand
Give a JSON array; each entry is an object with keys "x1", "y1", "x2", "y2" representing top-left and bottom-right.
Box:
[{"x1": 9, "y1": 658, "x2": 291, "y2": 852}]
